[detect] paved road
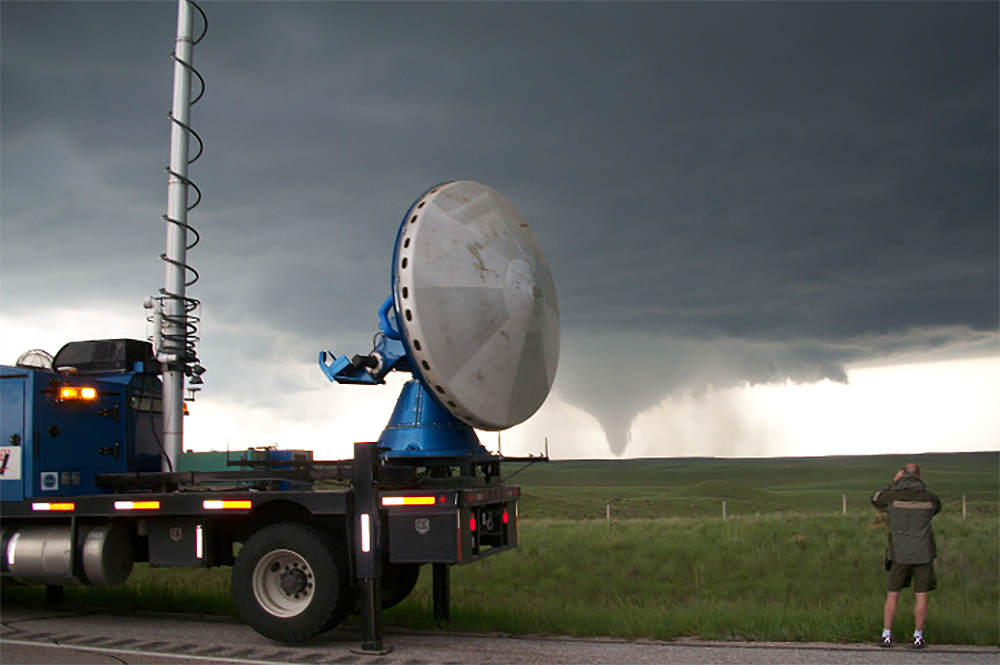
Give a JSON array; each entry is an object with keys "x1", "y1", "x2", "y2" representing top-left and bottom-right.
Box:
[{"x1": 1, "y1": 604, "x2": 996, "y2": 665}]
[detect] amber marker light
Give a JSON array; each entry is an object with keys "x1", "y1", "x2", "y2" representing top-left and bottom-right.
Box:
[
  {"x1": 32, "y1": 502, "x2": 75, "y2": 511},
  {"x1": 59, "y1": 386, "x2": 98, "y2": 401},
  {"x1": 381, "y1": 496, "x2": 436, "y2": 506},
  {"x1": 203, "y1": 500, "x2": 252, "y2": 510},
  {"x1": 115, "y1": 500, "x2": 161, "y2": 511}
]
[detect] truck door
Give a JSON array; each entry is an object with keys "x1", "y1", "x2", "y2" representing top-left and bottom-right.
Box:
[
  {"x1": 36, "y1": 380, "x2": 128, "y2": 497},
  {"x1": 1, "y1": 374, "x2": 26, "y2": 501}
]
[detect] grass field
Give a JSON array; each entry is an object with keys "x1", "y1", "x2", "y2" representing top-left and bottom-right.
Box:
[
  {"x1": 509, "y1": 451, "x2": 999, "y2": 519},
  {"x1": 2, "y1": 452, "x2": 997, "y2": 645},
  {"x1": 382, "y1": 512, "x2": 998, "y2": 645}
]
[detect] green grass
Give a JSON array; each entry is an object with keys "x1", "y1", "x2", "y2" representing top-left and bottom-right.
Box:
[
  {"x1": 2, "y1": 452, "x2": 997, "y2": 645},
  {"x1": 509, "y1": 452, "x2": 998, "y2": 519},
  {"x1": 381, "y1": 513, "x2": 998, "y2": 645}
]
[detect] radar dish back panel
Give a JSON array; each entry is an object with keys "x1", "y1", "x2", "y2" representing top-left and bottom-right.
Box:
[{"x1": 391, "y1": 181, "x2": 560, "y2": 432}]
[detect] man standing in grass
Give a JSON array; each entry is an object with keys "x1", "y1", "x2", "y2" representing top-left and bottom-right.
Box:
[{"x1": 871, "y1": 463, "x2": 942, "y2": 649}]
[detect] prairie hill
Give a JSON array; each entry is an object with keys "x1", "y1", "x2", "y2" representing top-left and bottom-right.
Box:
[{"x1": 506, "y1": 451, "x2": 997, "y2": 519}]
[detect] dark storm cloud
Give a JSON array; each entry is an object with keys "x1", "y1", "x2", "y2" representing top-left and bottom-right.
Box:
[
  {"x1": 2, "y1": 2, "x2": 996, "y2": 452},
  {"x1": 202, "y1": 1, "x2": 997, "y2": 340}
]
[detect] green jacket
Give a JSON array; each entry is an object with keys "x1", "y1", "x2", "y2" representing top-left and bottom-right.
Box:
[{"x1": 871, "y1": 474, "x2": 942, "y2": 564}]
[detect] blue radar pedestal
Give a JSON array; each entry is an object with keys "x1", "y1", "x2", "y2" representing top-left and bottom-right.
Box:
[{"x1": 319, "y1": 181, "x2": 560, "y2": 459}]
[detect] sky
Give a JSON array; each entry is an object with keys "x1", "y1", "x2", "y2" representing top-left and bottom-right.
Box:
[{"x1": 1, "y1": 1, "x2": 997, "y2": 461}]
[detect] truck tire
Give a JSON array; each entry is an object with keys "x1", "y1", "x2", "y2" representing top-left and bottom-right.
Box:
[
  {"x1": 232, "y1": 523, "x2": 351, "y2": 642},
  {"x1": 381, "y1": 562, "x2": 420, "y2": 610}
]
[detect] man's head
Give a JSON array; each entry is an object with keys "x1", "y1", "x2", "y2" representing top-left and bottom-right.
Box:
[{"x1": 904, "y1": 462, "x2": 921, "y2": 478}]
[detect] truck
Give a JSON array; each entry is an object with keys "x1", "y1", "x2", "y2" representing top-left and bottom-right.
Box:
[
  {"x1": 0, "y1": 338, "x2": 522, "y2": 647},
  {"x1": 1, "y1": 1, "x2": 559, "y2": 650}
]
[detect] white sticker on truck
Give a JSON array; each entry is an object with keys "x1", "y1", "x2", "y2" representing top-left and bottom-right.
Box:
[{"x1": 0, "y1": 447, "x2": 21, "y2": 481}]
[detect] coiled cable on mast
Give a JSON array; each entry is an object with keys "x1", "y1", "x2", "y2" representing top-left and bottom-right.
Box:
[{"x1": 153, "y1": 0, "x2": 208, "y2": 391}]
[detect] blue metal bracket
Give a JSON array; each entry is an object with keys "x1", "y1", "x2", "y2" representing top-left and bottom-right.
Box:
[
  {"x1": 318, "y1": 350, "x2": 379, "y2": 385},
  {"x1": 318, "y1": 295, "x2": 410, "y2": 386},
  {"x1": 378, "y1": 296, "x2": 402, "y2": 341}
]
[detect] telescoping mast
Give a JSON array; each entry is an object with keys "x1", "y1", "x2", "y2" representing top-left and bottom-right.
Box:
[{"x1": 145, "y1": 0, "x2": 208, "y2": 472}]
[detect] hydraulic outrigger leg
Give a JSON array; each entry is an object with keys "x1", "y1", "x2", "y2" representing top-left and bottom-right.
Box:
[{"x1": 352, "y1": 443, "x2": 391, "y2": 655}]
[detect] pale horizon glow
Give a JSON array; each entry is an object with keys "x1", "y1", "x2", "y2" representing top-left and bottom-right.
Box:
[
  {"x1": 626, "y1": 356, "x2": 1000, "y2": 459},
  {"x1": 2, "y1": 308, "x2": 996, "y2": 461}
]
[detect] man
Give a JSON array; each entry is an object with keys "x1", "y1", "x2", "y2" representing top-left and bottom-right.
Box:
[{"x1": 871, "y1": 463, "x2": 942, "y2": 649}]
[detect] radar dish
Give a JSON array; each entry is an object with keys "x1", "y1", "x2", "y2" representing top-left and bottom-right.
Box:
[
  {"x1": 392, "y1": 181, "x2": 560, "y2": 431},
  {"x1": 16, "y1": 349, "x2": 54, "y2": 370}
]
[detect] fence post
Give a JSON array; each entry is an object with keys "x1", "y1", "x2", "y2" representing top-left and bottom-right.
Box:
[
  {"x1": 606, "y1": 503, "x2": 610, "y2": 521},
  {"x1": 722, "y1": 500, "x2": 727, "y2": 519},
  {"x1": 963, "y1": 494, "x2": 967, "y2": 519},
  {"x1": 842, "y1": 494, "x2": 847, "y2": 515}
]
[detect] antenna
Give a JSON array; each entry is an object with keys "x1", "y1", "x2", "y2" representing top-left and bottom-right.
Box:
[{"x1": 147, "y1": 0, "x2": 207, "y2": 472}]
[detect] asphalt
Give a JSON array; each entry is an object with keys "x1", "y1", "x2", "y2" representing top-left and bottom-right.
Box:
[{"x1": 1, "y1": 603, "x2": 997, "y2": 665}]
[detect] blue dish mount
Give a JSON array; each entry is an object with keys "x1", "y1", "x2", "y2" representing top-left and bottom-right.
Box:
[{"x1": 318, "y1": 190, "x2": 488, "y2": 460}]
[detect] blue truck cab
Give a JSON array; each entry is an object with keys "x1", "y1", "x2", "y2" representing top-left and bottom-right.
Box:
[{"x1": 1, "y1": 339, "x2": 163, "y2": 502}]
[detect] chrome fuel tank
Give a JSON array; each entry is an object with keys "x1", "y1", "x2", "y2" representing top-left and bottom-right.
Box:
[{"x1": 3, "y1": 523, "x2": 133, "y2": 586}]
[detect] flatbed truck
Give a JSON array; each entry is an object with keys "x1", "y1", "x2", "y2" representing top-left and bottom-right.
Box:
[{"x1": 0, "y1": 339, "x2": 521, "y2": 646}]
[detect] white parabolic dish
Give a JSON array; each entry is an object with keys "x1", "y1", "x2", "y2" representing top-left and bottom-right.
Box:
[{"x1": 393, "y1": 181, "x2": 560, "y2": 431}]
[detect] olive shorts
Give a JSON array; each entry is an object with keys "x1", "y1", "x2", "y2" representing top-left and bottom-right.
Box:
[{"x1": 888, "y1": 561, "x2": 937, "y2": 593}]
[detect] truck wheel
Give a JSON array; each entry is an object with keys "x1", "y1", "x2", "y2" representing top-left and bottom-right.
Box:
[
  {"x1": 381, "y1": 562, "x2": 420, "y2": 610},
  {"x1": 232, "y1": 524, "x2": 351, "y2": 642}
]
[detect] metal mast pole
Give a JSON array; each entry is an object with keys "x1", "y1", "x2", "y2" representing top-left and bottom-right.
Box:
[{"x1": 161, "y1": 0, "x2": 196, "y2": 471}]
